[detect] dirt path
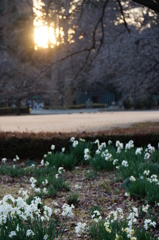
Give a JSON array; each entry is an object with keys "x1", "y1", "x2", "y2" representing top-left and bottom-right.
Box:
[{"x1": 0, "y1": 111, "x2": 159, "y2": 133}]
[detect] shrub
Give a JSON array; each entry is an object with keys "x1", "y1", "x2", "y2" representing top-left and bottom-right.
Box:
[
  {"x1": 0, "y1": 107, "x2": 29, "y2": 115},
  {"x1": 123, "y1": 98, "x2": 134, "y2": 109}
]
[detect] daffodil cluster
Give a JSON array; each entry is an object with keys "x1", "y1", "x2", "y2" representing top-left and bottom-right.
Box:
[
  {"x1": 75, "y1": 222, "x2": 87, "y2": 237},
  {"x1": 0, "y1": 194, "x2": 53, "y2": 238}
]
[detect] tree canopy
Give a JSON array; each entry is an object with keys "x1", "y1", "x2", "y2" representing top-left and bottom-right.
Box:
[{"x1": 0, "y1": 0, "x2": 159, "y2": 107}]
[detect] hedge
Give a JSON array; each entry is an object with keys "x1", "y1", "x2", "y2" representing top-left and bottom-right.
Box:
[
  {"x1": 0, "y1": 107, "x2": 30, "y2": 115},
  {"x1": 0, "y1": 131, "x2": 158, "y2": 160}
]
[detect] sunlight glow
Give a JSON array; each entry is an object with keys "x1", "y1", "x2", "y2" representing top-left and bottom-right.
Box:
[{"x1": 33, "y1": 0, "x2": 64, "y2": 50}]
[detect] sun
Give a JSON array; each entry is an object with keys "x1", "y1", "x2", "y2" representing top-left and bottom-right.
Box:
[
  {"x1": 34, "y1": 20, "x2": 56, "y2": 50},
  {"x1": 33, "y1": 0, "x2": 57, "y2": 50},
  {"x1": 34, "y1": 25, "x2": 49, "y2": 50},
  {"x1": 33, "y1": 0, "x2": 64, "y2": 50}
]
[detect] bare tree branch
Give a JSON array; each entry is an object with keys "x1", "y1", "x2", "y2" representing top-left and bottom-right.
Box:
[
  {"x1": 92, "y1": 0, "x2": 109, "y2": 56},
  {"x1": 116, "y1": 0, "x2": 130, "y2": 33}
]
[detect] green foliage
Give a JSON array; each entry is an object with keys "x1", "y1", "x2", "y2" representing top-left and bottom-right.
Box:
[
  {"x1": 90, "y1": 220, "x2": 128, "y2": 240},
  {"x1": 46, "y1": 152, "x2": 76, "y2": 170},
  {"x1": 66, "y1": 192, "x2": 78, "y2": 205},
  {"x1": 90, "y1": 220, "x2": 155, "y2": 240},
  {"x1": 91, "y1": 155, "x2": 114, "y2": 171},
  {"x1": 69, "y1": 140, "x2": 92, "y2": 165},
  {"x1": 47, "y1": 175, "x2": 70, "y2": 193},
  {"x1": 0, "y1": 215, "x2": 64, "y2": 240},
  {"x1": 118, "y1": 161, "x2": 140, "y2": 180},
  {"x1": 60, "y1": 154, "x2": 77, "y2": 170},
  {"x1": 45, "y1": 152, "x2": 64, "y2": 169},
  {"x1": 128, "y1": 178, "x2": 147, "y2": 199},
  {"x1": 89, "y1": 205, "x2": 101, "y2": 216},
  {"x1": 0, "y1": 165, "x2": 25, "y2": 177},
  {"x1": 90, "y1": 221, "x2": 108, "y2": 240},
  {"x1": 116, "y1": 146, "x2": 159, "y2": 203},
  {"x1": 47, "y1": 185, "x2": 57, "y2": 198},
  {"x1": 135, "y1": 229, "x2": 155, "y2": 240},
  {"x1": 151, "y1": 151, "x2": 159, "y2": 163},
  {"x1": 146, "y1": 181, "x2": 159, "y2": 204},
  {"x1": 139, "y1": 162, "x2": 159, "y2": 176},
  {"x1": 26, "y1": 165, "x2": 55, "y2": 178}
]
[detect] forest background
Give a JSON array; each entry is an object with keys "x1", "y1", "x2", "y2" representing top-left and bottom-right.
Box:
[{"x1": 0, "y1": 0, "x2": 159, "y2": 109}]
